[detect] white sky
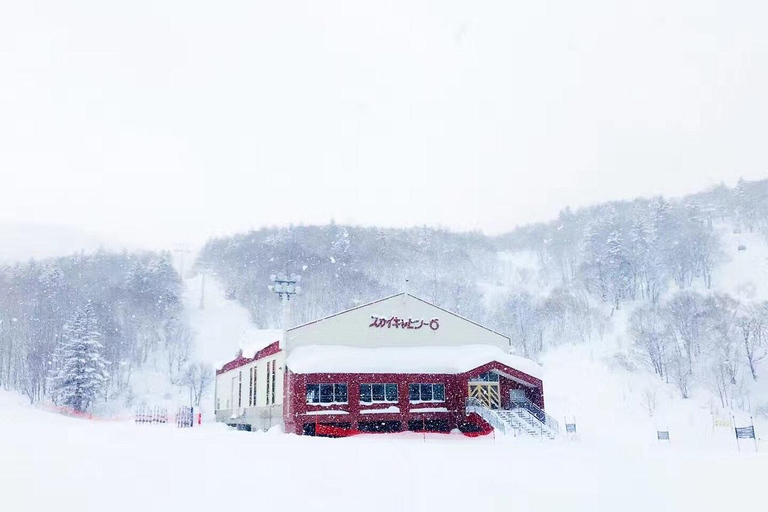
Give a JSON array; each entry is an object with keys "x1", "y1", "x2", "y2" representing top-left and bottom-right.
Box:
[{"x1": 1, "y1": 1, "x2": 767, "y2": 250}]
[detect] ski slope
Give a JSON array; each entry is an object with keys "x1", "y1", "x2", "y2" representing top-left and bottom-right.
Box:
[{"x1": 184, "y1": 274, "x2": 280, "y2": 366}]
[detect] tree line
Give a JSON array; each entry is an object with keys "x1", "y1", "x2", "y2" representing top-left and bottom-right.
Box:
[
  {"x1": 0, "y1": 251, "x2": 210, "y2": 411},
  {"x1": 197, "y1": 179, "x2": 768, "y2": 410}
]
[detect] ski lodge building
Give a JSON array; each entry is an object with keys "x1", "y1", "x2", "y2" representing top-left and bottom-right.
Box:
[{"x1": 214, "y1": 293, "x2": 557, "y2": 437}]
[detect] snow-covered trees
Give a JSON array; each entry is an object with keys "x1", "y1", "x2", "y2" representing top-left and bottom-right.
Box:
[
  {"x1": 0, "y1": 251, "x2": 185, "y2": 407},
  {"x1": 496, "y1": 293, "x2": 544, "y2": 359},
  {"x1": 630, "y1": 289, "x2": 768, "y2": 402},
  {"x1": 196, "y1": 225, "x2": 496, "y2": 329},
  {"x1": 49, "y1": 302, "x2": 109, "y2": 413}
]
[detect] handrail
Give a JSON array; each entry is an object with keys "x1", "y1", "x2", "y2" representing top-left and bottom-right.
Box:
[
  {"x1": 466, "y1": 397, "x2": 559, "y2": 439},
  {"x1": 465, "y1": 397, "x2": 517, "y2": 436},
  {"x1": 510, "y1": 398, "x2": 559, "y2": 436}
]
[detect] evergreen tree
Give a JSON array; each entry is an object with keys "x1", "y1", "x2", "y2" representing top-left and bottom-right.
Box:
[{"x1": 50, "y1": 302, "x2": 109, "y2": 413}]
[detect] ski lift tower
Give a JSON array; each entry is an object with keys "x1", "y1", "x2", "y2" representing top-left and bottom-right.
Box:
[{"x1": 268, "y1": 272, "x2": 302, "y2": 331}]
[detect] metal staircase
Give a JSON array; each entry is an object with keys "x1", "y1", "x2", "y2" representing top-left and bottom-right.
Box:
[{"x1": 466, "y1": 397, "x2": 558, "y2": 439}]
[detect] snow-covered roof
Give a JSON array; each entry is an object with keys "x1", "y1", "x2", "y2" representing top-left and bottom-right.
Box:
[
  {"x1": 240, "y1": 329, "x2": 283, "y2": 359},
  {"x1": 214, "y1": 329, "x2": 283, "y2": 370},
  {"x1": 286, "y1": 344, "x2": 543, "y2": 380}
]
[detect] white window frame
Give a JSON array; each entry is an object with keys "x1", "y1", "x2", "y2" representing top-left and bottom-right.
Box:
[
  {"x1": 409, "y1": 383, "x2": 446, "y2": 403},
  {"x1": 359, "y1": 383, "x2": 399, "y2": 404},
  {"x1": 306, "y1": 383, "x2": 348, "y2": 404}
]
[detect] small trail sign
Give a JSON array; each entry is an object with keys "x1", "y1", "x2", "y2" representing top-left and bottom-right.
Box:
[
  {"x1": 735, "y1": 426, "x2": 755, "y2": 439},
  {"x1": 733, "y1": 418, "x2": 758, "y2": 452},
  {"x1": 565, "y1": 423, "x2": 577, "y2": 433},
  {"x1": 657, "y1": 430, "x2": 670, "y2": 441}
]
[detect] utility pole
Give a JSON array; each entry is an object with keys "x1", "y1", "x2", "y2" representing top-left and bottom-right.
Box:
[
  {"x1": 200, "y1": 270, "x2": 206, "y2": 310},
  {"x1": 173, "y1": 244, "x2": 191, "y2": 282},
  {"x1": 198, "y1": 262, "x2": 214, "y2": 310},
  {"x1": 268, "y1": 273, "x2": 302, "y2": 331}
]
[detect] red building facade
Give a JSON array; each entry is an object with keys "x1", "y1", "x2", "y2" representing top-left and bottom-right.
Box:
[
  {"x1": 215, "y1": 293, "x2": 549, "y2": 436},
  {"x1": 284, "y1": 360, "x2": 543, "y2": 435}
]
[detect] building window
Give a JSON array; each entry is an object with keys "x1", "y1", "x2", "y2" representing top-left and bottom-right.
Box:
[
  {"x1": 306, "y1": 383, "x2": 348, "y2": 404},
  {"x1": 360, "y1": 383, "x2": 398, "y2": 403},
  {"x1": 357, "y1": 421, "x2": 401, "y2": 433},
  {"x1": 248, "y1": 367, "x2": 253, "y2": 407},
  {"x1": 237, "y1": 371, "x2": 242, "y2": 408},
  {"x1": 271, "y1": 360, "x2": 276, "y2": 404},
  {"x1": 252, "y1": 367, "x2": 257, "y2": 406},
  {"x1": 266, "y1": 362, "x2": 271, "y2": 405},
  {"x1": 470, "y1": 372, "x2": 499, "y2": 382},
  {"x1": 409, "y1": 383, "x2": 445, "y2": 402},
  {"x1": 408, "y1": 419, "x2": 450, "y2": 433}
]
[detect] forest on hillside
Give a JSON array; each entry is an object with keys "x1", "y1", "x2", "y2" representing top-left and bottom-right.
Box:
[
  {"x1": 2, "y1": 179, "x2": 767, "y2": 413},
  {"x1": 0, "y1": 251, "x2": 206, "y2": 409},
  {"x1": 198, "y1": 178, "x2": 768, "y2": 411}
]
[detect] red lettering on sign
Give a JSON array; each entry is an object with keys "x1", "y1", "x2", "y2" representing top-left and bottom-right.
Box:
[{"x1": 369, "y1": 316, "x2": 440, "y2": 330}]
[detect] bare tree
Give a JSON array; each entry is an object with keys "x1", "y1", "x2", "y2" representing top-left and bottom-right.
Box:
[
  {"x1": 497, "y1": 293, "x2": 544, "y2": 359},
  {"x1": 183, "y1": 362, "x2": 214, "y2": 406},
  {"x1": 739, "y1": 302, "x2": 768, "y2": 381},
  {"x1": 165, "y1": 320, "x2": 194, "y2": 385},
  {"x1": 640, "y1": 388, "x2": 658, "y2": 417},
  {"x1": 630, "y1": 307, "x2": 671, "y2": 380}
]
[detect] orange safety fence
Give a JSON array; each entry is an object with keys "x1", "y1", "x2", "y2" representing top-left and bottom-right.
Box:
[{"x1": 41, "y1": 403, "x2": 133, "y2": 422}]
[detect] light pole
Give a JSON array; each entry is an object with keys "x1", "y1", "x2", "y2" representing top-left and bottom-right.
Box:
[{"x1": 268, "y1": 272, "x2": 302, "y2": 331}]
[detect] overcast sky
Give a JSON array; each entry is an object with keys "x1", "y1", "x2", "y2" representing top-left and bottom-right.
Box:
[{"x1": 1, "y1": 1, "x2": 766, "y2": 250}]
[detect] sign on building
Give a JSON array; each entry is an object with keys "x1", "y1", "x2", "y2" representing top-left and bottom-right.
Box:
[{"x1": 369, "y1": 316, "x2": 440, "y2": 331}]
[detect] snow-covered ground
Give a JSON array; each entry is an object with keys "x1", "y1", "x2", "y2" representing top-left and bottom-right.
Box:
[
  {"x1": 4, "y1": 223, "x2": 767, "y2": 511},
  {"x1": 1, "y1": 389, "x2": 766, "y2": 512},
  {"x1": 542, "y1": 342, "x2": 768, "y2": 451}
]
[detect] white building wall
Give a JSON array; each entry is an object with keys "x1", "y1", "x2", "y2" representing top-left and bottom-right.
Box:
[
  {"x1": 214, "y1": 351, "x2": 286, "y2": 412},
  {"x1": 286, "y1": 293, "x2": 510, "y2": 353}
]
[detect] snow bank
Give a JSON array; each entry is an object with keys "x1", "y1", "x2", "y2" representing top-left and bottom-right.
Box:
[
  {"x1": 287, "y1": 344, "x2": 543, "y2": 379},
  {"x1": 360, "y1": 406, "x2": 400, "y2": 414},
  {"x1": 2, "y1": 390, "x2": 767, "y2": 512}
]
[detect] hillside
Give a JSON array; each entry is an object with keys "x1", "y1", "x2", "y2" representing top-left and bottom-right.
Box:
[{"x1": 195, "y1": 178, "x2": 768, "y2": 426}]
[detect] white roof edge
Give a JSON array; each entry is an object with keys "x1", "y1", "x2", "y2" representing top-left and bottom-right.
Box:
[
  {"x1": 286, "y1": 345, "x2": 542, "y2": 380},
  {"x1": 286, "y1": 292, "x2": 404, "y2": 332}
]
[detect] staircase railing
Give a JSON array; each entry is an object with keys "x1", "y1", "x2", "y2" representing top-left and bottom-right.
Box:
[
  {"x1": 510, "y1": 398, "x2": 559, "y2": 437},
  {"x1": 465, "y1": 397, "x2": 518, "y2": 436}
]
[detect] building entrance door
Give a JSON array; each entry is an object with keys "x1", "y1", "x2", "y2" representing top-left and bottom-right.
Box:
[{"x1": 468, "y1": 382, "x2": 501, "y2": 409}]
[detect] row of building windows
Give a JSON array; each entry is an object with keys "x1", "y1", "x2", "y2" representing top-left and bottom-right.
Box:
[
  {"x1": 409, "y1": 383, "x2": 445, "y2": 402},
  {"x1": 306, "y1": 384, "x2": 348, "y2": 404},
  {"x1": 306, "y1": 383, "x2": 446, "y2": 404},
  {"x1": 218, "y1": 359, "x2": 279, "y2": 411},
  {"x1": 302, "y1": 419, "x2": 451, "y2": 436}
]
